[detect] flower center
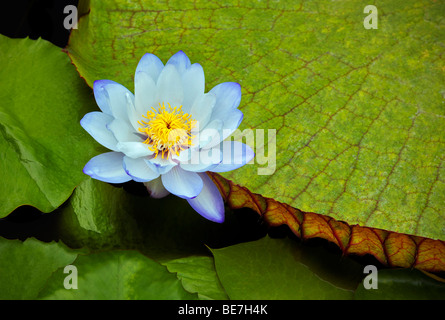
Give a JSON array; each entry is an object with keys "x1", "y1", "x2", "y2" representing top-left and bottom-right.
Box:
[{"x1": 138, "y1": 102, "x2": 196, "y2": 159}]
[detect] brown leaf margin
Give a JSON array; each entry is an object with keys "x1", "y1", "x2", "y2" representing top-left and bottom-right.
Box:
[{"x1": 209, "y1": 172, "x2": 445, "y2": 274}]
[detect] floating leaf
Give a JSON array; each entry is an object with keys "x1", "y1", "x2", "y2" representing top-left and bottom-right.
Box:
[
  {"x1": 163, "y1": 256, "x2": 229, "y2": 300},
  {"x1": 211, "y1": 236, "x2": 355, "y2": 299},
  {"x1": 67, "y1": 0, "x2": 445, "y2": 242},
  {"x1": 0, "y1": 237, "x2": 77, "y2": 300},
  {"x1": 38, "y1": 250, "x2": 197, "y2": 300},
  {"x1": 0, "y1": 36, "x2": 99, "y2": 217}
]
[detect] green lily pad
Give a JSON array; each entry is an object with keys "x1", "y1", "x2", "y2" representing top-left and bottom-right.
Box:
[
  {"x1": 163, "y1": 255, "x2": 229, "y2": 300},
  {"x1": 211, "y1": 236, "x2": 356, "y2": 299},
  {"x1": 38, "y1": 250, "x2": 197, "y2": 300},
  {"x1": 0, "y1": 35, "x2": 99, "y2": 217},
  {"x1": 67, "y1": 0, "x2": 445, "y2": 241},
  {"x1": 0, "y1": 237, "x2": 77, "y2": 300}
]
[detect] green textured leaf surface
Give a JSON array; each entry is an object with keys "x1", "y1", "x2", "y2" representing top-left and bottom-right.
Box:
[
  {"x1": 0, "y1": 237, "x2": 77, "y2": 300},
  {"x1": 0, "y1": 36, "x2": 98, "y2": 217},
  {"x1": 38, "y1": 250, "x2": 197, "y2": 300},
  {"x1": 163, "y1": 256, "x2": 229, "y2": 300},
  {"x1": 212, "y1": 236, "x2": 355, "y2": 299},
  {"x1": 68, "y1": 0, "x2": 445, "y2": 241}
]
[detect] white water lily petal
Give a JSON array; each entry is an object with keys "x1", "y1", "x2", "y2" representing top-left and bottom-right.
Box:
[
  {"x1": 198, "y1": 119, "x2": 224, "y2": 149},
  {"x1": 171, "y1": 145, "x2": 195, "y2": 163},
  {"x1": 204, "y1": 109, "x2": 244, "y2": 150},
  {"x1": 80, "y1": 112, "x2": 118, "y2": 151},
  {"x1": 93, "y1": 80, "x2": 133, "y2": 124},
  {"x1": 93, "y1": 80, "x2": 113, "y2": 115},
  {"x1": 208, "y1": 82, "x2": 242, "y2": 121},
  {"x1": 145, "y1": 158, "x2": 176, "y2": 175},
  {"x1": 190, "y1": 92, "x2": 216, "y2": 130},
  {"x1": 116, "y1": 141, "x2": 154, "y2": 158},
  {"x1": 83, "y1": 152, "x2": 130, "y2": 184},
  {"x1": 155, "y1": 64, "x2": 184, "y2": 107},
  {"x1": 123, "y1": 156, "x2": 159, "y2": 182},
  {"x1": 123, "y1": 91, "x2": 143, "y2": 133},
  {"x1": 166, "y1": 50, "x2": 191, "y2": 75},
  {"x1": 161, "y1": 166, "x2": 203, "y2": 199},
  {"x1": 187, "y1": 173, "x2": 225, "y2": 223},
  {"x1": 107, "y1": 118, "x2": 142, "y2": 143},
  {"x1": 222, "y1": 108, "x2": 244, "y2": 138},
  {"x1": 148, "y1": 154, "x2": 177, "y2": 168},
  {"x1": 210, "y1": 141, "x2": 254, "y2": 172},
  {"x1": 134, "y1": 71, "x2": 157, "y2": 116},
  {"x1": 182, "y1": 63, "x2": 205, "y2": 112},
  {"x1": 135, "y1": 53, "x2": 164, "y2": 83},
  {"x1": 180, "y1": 146, "x2": 222, "y2": 172},
  {"x1": 180, "y1": 161, "x2": 220, "y2": 173}
]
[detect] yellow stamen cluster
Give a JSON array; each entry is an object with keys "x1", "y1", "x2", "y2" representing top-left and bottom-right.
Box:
[{"x1": 138, "y1": 102, "x2": 196, "y2": 159}]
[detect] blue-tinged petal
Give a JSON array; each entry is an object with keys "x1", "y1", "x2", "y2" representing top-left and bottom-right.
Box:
[
  {"x1": 180, "y1": 161, "x2": 220, "y2": 173},
  {"x1": 180, "y1": 146, "x2": 222, "y2": 172},
  {"x1": 124, "y1": 90, "x2": 142, "y2": 132},
  {"x1": 189, "y1": 92, "x2": 216, "y2": 130},
  {"x1": 204, "y1": 109, "x2": 244, "y2": 149},
  {"x1": 83, "y1": 152, "x2": 131, "y2": 184},
  {"x1": 210, "y1": 141, "x2": 254, "y2": 173},
  {"x1": 143, "y1": 177, "x2": 170, "y2": 198},
  {"x1": 80, "y1": 111, "x2": 118, "y2": 151},
  {"x1": 123, "y1": 156, "x2": 159, "y2": 182},
  {"x1": 187, "y1": 173, "x2": 225, "y2": 223},
  {"x1": 166, "y1": 50, "x2": 191, "y2": 75},
  {"x1": 93, "y1": 80, "x2": 133, "y2": 123},
  {"x1": 135, "y1": 53, "x2": 164, "y2": 83},
  {"x1": 171, "y1": 145, "x2": 195, "y2": 163},
  {"x1": 208, "y1": 82, "x2": 241, "y2": 120},
  {"x1": 149, "y1": 155, "x2": 176, "y2": 165},
  {"x1": 93, "y1": 80, "x2": 114, "y2": 115},
  {"x1": 197, "y1": 119, "x2": 224, "y2": 149},
  {"x1": 161, "y1": 166, "x2": 203, "y2": 199},
  {"x1": 116, "y1": 142, "x2": 154, "y2": 159},
  {"x1": 155, "y1": 64, "x2": 183, "y2": 107},
  {"x1": 221, "y1": 108, "x2": 244, "y2": 140},
  {"x1": 145, "y1": 159, "x2": 176, "y2": 175},
  {"x1": 107, "y1": 118, "x2": 142, "y2": 143},
  {"x1": 182, "y1": 63, "x2": 205, "y2": 112},
  {"x1": 134, "y1": 71, "x2": 157, "y2": 116}
]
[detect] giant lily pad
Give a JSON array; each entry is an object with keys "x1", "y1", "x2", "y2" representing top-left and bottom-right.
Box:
[
  {"x1": 66, "y1": 0, "x2": 445, "y2": 241},
  {"x1": 1, "y1": 1, "x2": 444, "y2": 302}
]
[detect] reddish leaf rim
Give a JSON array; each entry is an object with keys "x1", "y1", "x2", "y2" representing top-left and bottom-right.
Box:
[{"x1": 209, "y1": 172, "x2": 445, "y2": 274}]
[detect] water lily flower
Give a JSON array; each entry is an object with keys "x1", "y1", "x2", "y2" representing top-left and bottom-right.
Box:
[{"x1": 80, "y1": 51, "x2": 254, "y2": 223}]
